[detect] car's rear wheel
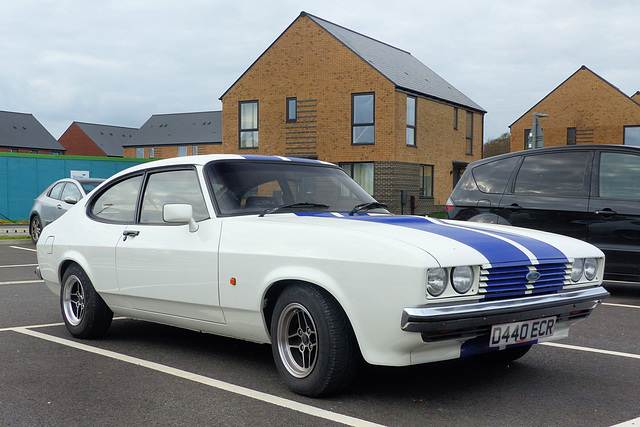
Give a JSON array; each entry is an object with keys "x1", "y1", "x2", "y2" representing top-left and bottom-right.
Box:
[
  {"x1": 61, "y1": 264, "x2": 113, "y2": 339},
  {"x1": 29, "y1": 215, "x2": 42, "y2": 244},
  {"x1": 271, "y1": 284, "x2": 358, "y2": 397}
]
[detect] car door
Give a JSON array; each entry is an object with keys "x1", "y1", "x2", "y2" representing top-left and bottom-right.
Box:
[
  {"x1": 498, "y1": 150, "x2": 593, "y2": 240},
  {"x1": 114, "y1": 168, "x2": 225, "y2": 323},
  {"x1": 587, "y1": 150, "x2": 640, "y2": 280}
]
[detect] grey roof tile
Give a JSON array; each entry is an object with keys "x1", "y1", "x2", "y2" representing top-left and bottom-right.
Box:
[{"x1": 0, "y1": 111, "x2": 66, "y2": 151}]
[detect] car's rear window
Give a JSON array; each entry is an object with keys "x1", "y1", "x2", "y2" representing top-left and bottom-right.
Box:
[{"x1": 471, "y1": 157, "x2": 519, "y2": 194}]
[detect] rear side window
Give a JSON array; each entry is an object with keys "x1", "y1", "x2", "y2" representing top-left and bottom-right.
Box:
[
  {"x1": 471, "y1": 157, "x2": 519, "y2": 194},
  {"x1": 599, "y1": 152, "x2": 640, "y2": 200},
  {"x1": 514, "y1": 151, "x2": 590, "y2": 196},
  {"x1": 90, "y1": 175, "x2": 143, "y2": 223}
]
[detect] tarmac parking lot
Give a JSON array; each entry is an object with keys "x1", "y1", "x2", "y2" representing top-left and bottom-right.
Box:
[{"x1": 1, "y1": 240, "x2": 639, "y2": 426}]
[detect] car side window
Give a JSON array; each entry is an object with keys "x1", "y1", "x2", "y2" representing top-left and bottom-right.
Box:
[
  {"x1": 514, "y1": 151, "x2": 590, "y2": 196},
  {"x1": 471, "y1": 157, "x2": 519, "y2": 194},
  {"x1": 140, "y1": 170, "x2": 209, "y2": 224},
  {"x1": 61, "y1": 183, "x2": 82, "y2": 201},
  {"x1": 90, "y1": 175, "x2": 143, "y2": 223},
  {"x1": 599, "y1": 152, "x2": 640, "y2": 200},
  {"x1": 49, "y1": 182, "x2": 65, "y2": 200}
]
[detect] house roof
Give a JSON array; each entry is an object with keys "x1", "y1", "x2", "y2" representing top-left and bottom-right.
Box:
[
  {"x1": 125, "y1": 111, "x2": 222, "y2": 147},
  {"x1": 305, "y1": 13, "x2": 485, "y2": 113},
  {"x1": 74, "y1": 122, "x2": 138, "y2": 157},
  {"x1": 510, "y1": 65, "x2": 640, "y2": 127},
  {"x1": 0, "y1": 111, "x2": 65, "y2": 151},
  {"x1": 221, "y1": 12, "x2": 485, "y2": 113}
]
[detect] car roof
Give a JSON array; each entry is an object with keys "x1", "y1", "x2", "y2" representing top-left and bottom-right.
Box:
[{"x1": 475, "y1": 144, "x2": 640, "y2": 167}]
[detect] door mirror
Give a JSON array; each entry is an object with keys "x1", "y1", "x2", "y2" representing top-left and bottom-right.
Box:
[{"x1": 163, "y1": 204, "x2": 199, "y2": 232}]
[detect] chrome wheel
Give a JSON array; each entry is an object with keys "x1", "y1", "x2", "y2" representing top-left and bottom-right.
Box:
[
  {"x1": 62, "y1": 275, "x2": 85, "y2": 326},
  {"x1": 276, "y1": 302, "x2": 318, "y2": 378},
  {"x1": 30, "y1": 216, "x2": 42, "y2": 244}
]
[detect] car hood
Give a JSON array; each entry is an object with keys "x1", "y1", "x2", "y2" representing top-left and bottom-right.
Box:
[{"x1": 258, "y1": 213, "x2": 602, "y2": 268}]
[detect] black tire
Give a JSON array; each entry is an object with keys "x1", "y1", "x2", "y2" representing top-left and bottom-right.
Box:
[
  {"x1": 270, "y1": 284, "x2": 359, "y2": 397},
  {"x1": 61, "y1": 264, "x2": 113, "y2": 339},
  {"x1": 481, "y1": 344, "x2": 532, "y2": 364},
  {"x1": 29, "y1": 215, "x2": 42, "y2": 244}
]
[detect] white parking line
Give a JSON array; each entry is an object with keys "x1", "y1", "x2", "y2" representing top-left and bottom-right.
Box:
[
  {"x1": 10, "y1": 327, "x2": 386, "y2": 427},
  {"x1": 0, "y1": 264, "x2": 38, "y2": 268},
  {"x1": 10, "y1": 245, "x2": 36, "y2": 252},
  {"x1": 0, "y1": 280, "x2": 44, "y2": 286},
  {"x1": 541, "y1": 342, "x2": 640, "y2": 360}
]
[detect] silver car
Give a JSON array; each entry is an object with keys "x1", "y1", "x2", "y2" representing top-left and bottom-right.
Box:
[{"x1": 29, "y1": 178, "x2": 105, "y2": 243}]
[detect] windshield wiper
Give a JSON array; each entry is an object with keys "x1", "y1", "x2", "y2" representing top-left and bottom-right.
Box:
[
  {"x1": 349, "y1": 202, "x2": 389, "y2": 216},
  {"x1": 259, "y1": 202, "x2": 330, "y2": 217}
]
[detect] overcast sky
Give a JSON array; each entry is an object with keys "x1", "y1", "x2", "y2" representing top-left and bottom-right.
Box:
[{"x1": 2, "y1": 0, "x2": 638, "y2": 142}]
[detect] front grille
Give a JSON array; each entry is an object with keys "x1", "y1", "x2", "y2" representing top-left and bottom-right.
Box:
[{"x1": 479, "y1": 263, "x2": 570, "y2": 301}]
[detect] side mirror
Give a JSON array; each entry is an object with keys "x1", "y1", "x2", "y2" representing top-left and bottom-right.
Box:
[
  {"x1": 163, "y1": 203, "x2": 199, "y2": 232},
  {"x1": 64, "y1": 196, "x2": 78, "y2": 205}
]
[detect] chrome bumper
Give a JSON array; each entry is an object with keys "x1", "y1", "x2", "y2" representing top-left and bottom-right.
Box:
[{"x1": 401, "y1": 287, "x2": 609, "y2": 337}]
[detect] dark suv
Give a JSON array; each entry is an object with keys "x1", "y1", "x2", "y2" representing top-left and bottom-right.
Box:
[{"x1": 446, "y1": 145, "x2": 640, "y2": 282}]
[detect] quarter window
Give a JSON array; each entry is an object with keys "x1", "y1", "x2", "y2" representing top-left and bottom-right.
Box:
[
  {"x1": 599, "y1": 152, "x2": 640, "y2": 200},
  {"x1": 406, "y1": 96, "x2": 416, "y2": 146},
  {"x1": 352, "y1": 93, "x2": 375, "y2": 145},
  {"x1": 239, "y1": 100, "x2": 259, "y2": 148},
  {"x1": 90, "y1": 175, "x2": 143, "y2": 223}
]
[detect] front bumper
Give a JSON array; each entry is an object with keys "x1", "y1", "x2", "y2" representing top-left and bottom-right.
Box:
[{"x1": 401, "y1": 287, "x2": 609, "y2": 342}]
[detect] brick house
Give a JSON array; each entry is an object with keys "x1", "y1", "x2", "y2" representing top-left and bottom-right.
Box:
[
  {"x1": 220, "y1": 12, "x2": 485, "y2": 213},
  {"x1": 123, "y1": 111, "x2": 222, "y2": 159},
  {"x1": 510, "y1": 66, "x2": 640, "y2": 151},
  {"x1": 58, "y1": 122, "x2": 138, "y2": 157},
  {"x1": 0, "y1": 111, "x2": 65, "y2": 154}
]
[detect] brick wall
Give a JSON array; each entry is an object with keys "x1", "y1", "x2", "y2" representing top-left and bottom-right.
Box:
[
  {"x1": 511, "y1": 67, "x2": 640, "y2": 151},
  {"x1": 58, "y1": 123, "x2": 106, "y2": 156}
]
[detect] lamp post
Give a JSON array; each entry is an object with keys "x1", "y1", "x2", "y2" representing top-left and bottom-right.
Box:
[{"x1": 527, "y1": 112, "x2": 549, "y2": 149}]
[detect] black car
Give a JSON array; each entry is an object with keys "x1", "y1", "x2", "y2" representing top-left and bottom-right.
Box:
[{"x1": 446, "y1": 144, "x2": 640, "y2": 282}]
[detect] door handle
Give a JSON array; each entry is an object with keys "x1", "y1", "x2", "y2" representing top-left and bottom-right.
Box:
[{"x1": 122, "y1": 230, "x2": 140, "y2": 241}]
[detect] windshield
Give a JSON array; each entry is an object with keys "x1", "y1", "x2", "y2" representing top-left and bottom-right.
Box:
[{"x1": 205, "y1": 160, "x2": 387, "y2": 216}]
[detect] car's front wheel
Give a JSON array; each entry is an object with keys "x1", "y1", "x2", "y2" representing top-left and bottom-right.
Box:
[
  {"x1": 271, "y1": 284, "x2": 359, "y2": 397},
  {"x1": 29, "y1": 215, "x2": 42, "y2": 244},
  {"x1": 61, "y1": 264, "x2": 113, "y2": 339}
]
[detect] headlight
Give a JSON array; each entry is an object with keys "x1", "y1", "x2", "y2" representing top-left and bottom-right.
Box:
[
  {"x1": 451, "y1": 266, "x2": 474, "y2": 294},
  {"x1": 427, "y1": 268, "x2": 447, "y2": 296},
  {"x1": 571, "y1": 258, "x2": 584, "y2": 282},
  {"x1": 584, "y1": 258, "x2": 598, "y2": 281}
]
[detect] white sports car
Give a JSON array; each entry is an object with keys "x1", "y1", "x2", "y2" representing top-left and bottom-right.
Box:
[{"x1": 36, "y1": 155, "x2": 609, "y2": 397}]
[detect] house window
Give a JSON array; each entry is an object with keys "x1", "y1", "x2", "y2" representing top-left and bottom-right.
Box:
[
  {"x1": 406, "y1": 96, "x2": 416, "y2": 146},
  {"x1": 567, "y1": 127, "x2": 577, "y2": 145},
  {"x1": 340, "y1": 162, "x2": 374, "y2": 195},
  {"x1": 149, "y1": 147, "x2": 155, "y2": 158},
  {"x1": 352, "y1": 93, "x2": 375, "y2": 145},
  {"x1": 420, "y1": 165, "x2": 433, "y2": 197},
  {"x1": 286, "y1": 98, "x2": 297, "y2": 123},
  {"x1": 624, "y1": 126, "x2": 640, "y2": 146},
  {"x1": 453, "y1": 107, "x2": 458, "y2": 130},
  {"x1": 465, "y1": 111, "x2": 473, "y2": 155},
  {"x1": 135, "y1": 147, "x2": 144, "y2": 158},
  {"x1": 178, "y1": 146, "x2": 187, "y2": 157},
  {"x1": 239, "y1": 100, "x2": 259, "y2": 148}
]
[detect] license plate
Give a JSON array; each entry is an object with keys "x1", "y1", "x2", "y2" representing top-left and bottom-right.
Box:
[{"x1": 489, "y1": 316, "x2": 556, "y2": 347}]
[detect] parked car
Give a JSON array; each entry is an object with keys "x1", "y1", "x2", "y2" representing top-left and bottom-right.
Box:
[
  {"x1": 29, "y1": 178, "x2": 105, "y2": 243},
  {"x1": 446, "y1": 144, "x2": 640, "y2": 282},
  {"x1": 36, "y1": 155, "x2": 608, "y2": 397}
]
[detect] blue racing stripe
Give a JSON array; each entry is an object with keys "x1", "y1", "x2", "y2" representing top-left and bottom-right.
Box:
[{"x1": 294, "y1": 214, "x2": 568, "y2": 266}]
